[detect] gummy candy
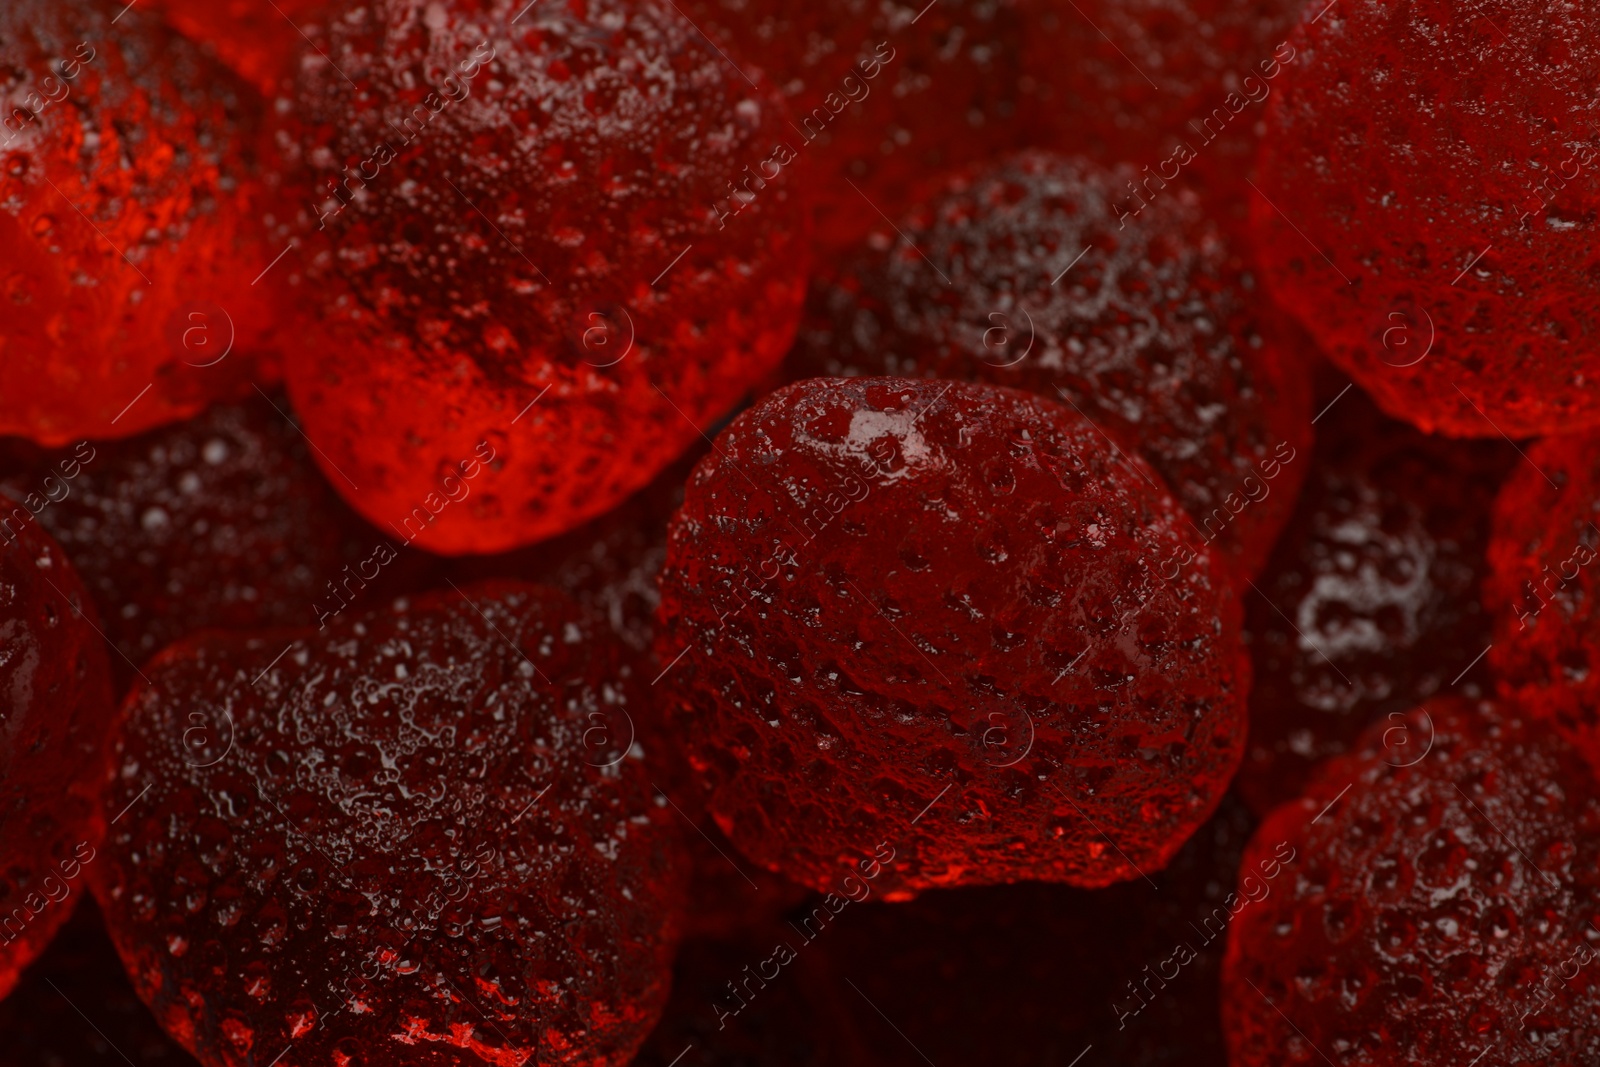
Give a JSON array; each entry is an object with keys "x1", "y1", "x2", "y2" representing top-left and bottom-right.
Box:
[
  {"x1": 682, "y1": 0, "x2": 1030, "y2": 257},
  {"x1": 0, "y1": 0, "x2": 280, "y2": 445},
  {"x1": 0, "y1": 396, "x2": 405, "y2": 693},
  {"x1": 1224, "y1": 698, "x2": 1600, "y2": 1066},
  {"x1": 1238, "y1": 384, "x2": 1514, "y2": 815},
  {"x1": 1252, "y1": 0, "x2": 1600, "y2": 436},
  {"x1": 268, "y1": 0, "x2": 811, "y2": 553},
  {"x1": 0, "y1": 493, "x2": 115, "y2": 1001},
  {"x1": 145, "y1": 0, "x2": 327, "y2": 95},
  {"x1": 93, "y1": 582, "x2": 687, "y2": 1066},
  {"x1": 1484, "y1": 431, "x2": 1600, "y2": 775},
  {"x1": 657, "y1": 377, "x2": 1248, "y2": 896},
  {"x1": 787, "y1": 151, "x2": 1312, "y2": 581}
]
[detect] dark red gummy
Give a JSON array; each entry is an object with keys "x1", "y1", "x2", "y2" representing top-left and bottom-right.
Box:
[
  {"x1": 0, "y1": 0, "x2": 280, "y2": 445},
  {"x1": 657, "y1": 377, "x2": 1249, "y2": 896},
  {"x1": 1016, "y1": 0, "x2": 1305, "y2": 236},
  {"x1": 1253, "y1": 0, "x2": 1600, "y2": 437},
  {"x1": 145, "y1": 0, "x2": 327, "y2": 95},
  {"x1": 1224, "y1": 698, "x2": 1600, "y2": 1066},
  {"x1": 682, "y1": 0, "x2": 1030, "y2": 258},
  {"x1": 0, "y1": 396, "x2": 415, "y2": 693},
  {"x1": 1484, "y1": 432, "x2": 1600, "y2": 775},
  {"x1": 269, "y1": 0, "x2": 811, "y2": 553},
  {"x1": 0, "y1": 495, "x2": 115, "y2": 1000},
  {"x1": 92, "y1": 582, "x2": 688, "y2": 1066},
  {"x1": 1237, "y1": 383, "x2": 1515, "y2": 815},
  {"x1": 0, "y1": 899, "x2": 198, "y2": 1066},
  {"x1": 809, "y1": 794, "x2": 1256, "y2": 1067},
  {"x1": 787, "y1": 150, "x2": 1313, "y2": 582}
]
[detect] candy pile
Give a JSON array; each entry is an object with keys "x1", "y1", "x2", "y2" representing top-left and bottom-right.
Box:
[{"x1": 0, "y1": 0, "x2": 1594, "y2": 1064}]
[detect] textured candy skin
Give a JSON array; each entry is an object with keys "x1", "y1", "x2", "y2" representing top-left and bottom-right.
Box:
[
  {"x1": 0, "y1": 900, "x2": 198, "y2": 1066},
  {"x1": 682, "y1": 0, "x2": 1029, "y2": 258},
  {"x1": 0, "y1": 495, "x2": 115, "y2": 1001},
  {"x1": 0, "y1": 396, "x2": 401, "y2": 693},
  {"x1": 0, "y1": 0, "x2": 280, "y2": 445},
  {"x1": 92, "y1": 582, "x2": 688, "y2": 1067},
  {"x1": 788, "y1": 151, "x2": 1313, "y2": 582},
  {"x1": 1238, "y1": 385, "x2": 1514, "y2": 815},
  {"x1": 1253, "y1": 0, "x2": 1600, "y2": 437},
  {"x1": 812, "y1": 794, "x2": 1256, "y2": 1067},
  {"x1": 1484, "y1": 433, "x2": 1600, "y2": 775},
  {"x1": 269, "y1": 0, "x2": 811, "y2": 554},
  {"x1": 1017, "y1": 0, "x2": 1303, "y2": 235},
  {"x1": 145, "y1": 0, "x2": 327, "y2": 95},
  {"x1": 1224, "y1": 698, "x2": 1600, "y2": 1066},
  {"x1": 657, "y1": 377, "x2": 1249, "y2": 896}
]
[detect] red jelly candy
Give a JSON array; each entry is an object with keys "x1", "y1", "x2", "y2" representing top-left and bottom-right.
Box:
[
  {"x1": 269, "y1": 0, "x2": 811, "y2": 554},
  {"x1": 1238, "y1": 384, "x2": 1514, "y2": 815},
  {"x1": 145, "y1": 0, "x2": 327, "y2": 95},
  {"x1": 1224, "y1": 698, "x2": 1600, "y2": 1066},
  {"x1": 0, "y1": 495, "x2": 114, "y2": 1000},
  {"x1": 682, "y1": 0, "x2": 1030, "y2": 257},
  {"x1": 1017, "y1": 0, "x2": 1305, "y2": 235},
  {"x1": 0, "y1": 0, "x2": 280, "y2": 445},
  {"x1": 1484, "y1": 433, "x2": 1600, "y2": 774},
  {"x1": 93, "y1": 582, "x2": 687, "y2": 1066},
  {"x1": 1253, "y1": 0, "x2": 1600, "y2": 436},
  {"x1": 657, "y1": 377, "x2": 1248, "y2": 896},
  {"x1": 788, "y1": 151, "x2": 1312, "y2": 582},
  {"x1": 0, "y1": 395, "x2": 405, "y2": 693}
]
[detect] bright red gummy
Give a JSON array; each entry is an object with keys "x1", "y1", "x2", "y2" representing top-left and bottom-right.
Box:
[
  {"x1": 1238, "y1": 385, "x2": 1514, "y2": 815},
  {"x1": 788, "y1": 150, "x2": 1312, "y2": 582},
  {"x1": 657, "y1": 377, "x2": 1249, "y2": 896},
  {"x1": 268, "y1": 0, "x2": 811, "y2": 554},
  {"x1": 682, "y1": 0, "x2": 1030, "y2": 258},
  {"x1": 1224, "y1": 698, "x2": 1600, "y2": 1066},
  {"x1": 1253, "y1": 0, "x2": 1600, "y2": 437},
  {"x1": 144, "y1": 0, "x2": 328, "y2": 95},
  {"x1": 0, "y1": 494, "x2": 115, "y2": 1001},
  {"x1": 0, "y1": 0, "x2": 281, "y2": 445},
  {"x1": 1484, "y1": 433, "x2": 1600, "y2": 775},
  {"x1": 92, "y1": 582, "x2": 688, "y2": 1066}
]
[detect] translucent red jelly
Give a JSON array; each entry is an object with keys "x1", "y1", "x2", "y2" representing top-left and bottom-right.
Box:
[
  {"x1": 145, "y1": 0, "x2": 327, "y2": 95},
  {"x1": 1237, "y1": 385, "x2": 1514, "y2": 815},
  {"x1": 1225, "y1": 699, "x2": 1600, "y2": 1066},
  {"x1": 0, "y1": 0, "x2": 280, "y2": 445},
  {"x1": 1254, "y1": 0, "x2": 1600, "y2": 436},
  {"x1": 683, "y1": 0, "x2": 1031, "y2": 257},
  {"x1": 788, "y1": 150, "x2": 1312, "y2": 582},
  {"x1": 0, "y1": 495, "x2": 115, "y2": 1000},
  {"x1": 268, "y1": 0, "x2": 811, "y2": 553},
  {"x1": 657, "y1": 377, "x2": 1248, "y2": 896},
  {"x1": 93, "y1": 582, "x2": 687, "y2": 1067},
  {"x1": 1485, "y1": 431, "x2": 1600, "y2": 776}
]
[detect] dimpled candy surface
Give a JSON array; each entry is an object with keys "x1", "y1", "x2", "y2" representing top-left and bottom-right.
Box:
[
  {"x1": 270, "y1": 0, "x2": 811, "y2": 554},
  {"x1": 0, "y1": 497, "x2": 115, "y2": 1001},
  {"x1": 92, "y1": 582, "x2": 688, "y2": 1067},
  {"x1": 1016, "y1": 0, "x2": 1304, "y2": 234},
  {"x1": 0, "y1": 0, "x2": 280, "y2": 446},
  {"x1": 787, "y1": 151, "x2": 1312, "y2": 582},
  {"x1": 681, "y1": 0, "x2": 1029, "y2": 257},
  {"x1": 145, "y1": 0, "x2": 329, "y2": 95},
  {"x1": 1224, "y1": 697, "x2": 1600, "y2": 1066},
  {"x1": 656, "y1": 377, "x2": 1249, "y2": 896},
  {"x1": 0, "y1": 396, "x2": 375, "y2": 692},
  {"x1": 1253, "y1": 0, "x2": 1600, "y2": 437},
  {"x1": 1237, "y1": 386, "x2": 1514, "y2": 815},
  {"x1": 1484, "y1": 433, "x2": 1600, "y2": 775}
]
